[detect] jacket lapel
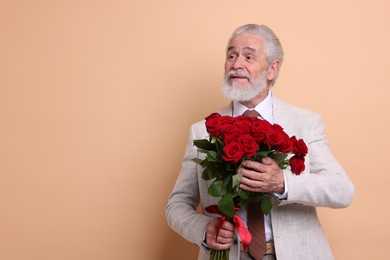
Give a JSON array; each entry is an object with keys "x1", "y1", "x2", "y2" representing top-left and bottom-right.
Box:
[
  {"x1": 273, "y1": 96, "x2": 295, "y2": 136},
  {"x1": 218, "y1": 102, "x2": 233, "y2": 116}
]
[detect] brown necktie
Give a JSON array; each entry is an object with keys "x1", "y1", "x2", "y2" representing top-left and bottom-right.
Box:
[
  {"x1": 242, "y1": 109, "x2": 260, "y2": 118},
  {"x1": 242, "y1": 109, "x2": 267, "y2": 259},
  {"x1": 247, "y1": 203, "x2": 266, "y2": 260}
]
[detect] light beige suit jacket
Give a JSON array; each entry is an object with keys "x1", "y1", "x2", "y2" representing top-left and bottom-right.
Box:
[{"x1": 166, "y1": 96, "x2": 354, "y2": 260}]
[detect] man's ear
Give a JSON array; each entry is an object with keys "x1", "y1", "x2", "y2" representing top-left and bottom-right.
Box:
[{"x1": 267, "y1": 60, "x2": 280, "y2": 81}]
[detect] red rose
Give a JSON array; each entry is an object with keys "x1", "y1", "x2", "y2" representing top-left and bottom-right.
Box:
[
  {"x1": 291, "y1": 136, "x2": 308, "y2": 157},
  {"x1": 237, "y1": 134, "x2": 258, "y2": 158},
  {"x1": 252, "y1": 131, "x2": 266, "y2": 145},
  {"x1": 205, "y1": 113, "x2": 221, "y2": 121},
  {"x1": 220, "y1": 123, "x2": 240, "y2": 141},
  {"x1": 219, "y1": 115, "x2": 236, "y2": 124},
  {"x1": 290, "y1": 155, "x2": 305, "y2": 175},
  {"x1": 222, "y1": 142, "x2": 245, "y2": 163},
  {"x1": 275, "y1": 134, "x2": 292, "y2": 153},
  {"x1": 252, "y1": 119, "x2": 272, "y2": 133},
  {"x1": 264, "y1": 128, "x2": 286, "y2": 147},
  {"x1": 205, "y1": 113, "x2": 222, "y2": 137},
  {"x1": 223, "y1": 134, "x2": 239, "y2": 144},
  {"x1": 205, "y1": 117, "x2": 221, "y2": 137},
  {"x1": 235, "y1": 117, "x2": 253, "y2": 135},
  {"x1": 251, "y1": 119, "x2": 271, "y2": 144},
  {"x1": 273, "y1": 123, "x2": 284, "y2": 131}
]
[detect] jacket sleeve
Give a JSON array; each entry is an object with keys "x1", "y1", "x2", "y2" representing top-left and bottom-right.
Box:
[
  {"x1": 165, "y1": 124, "x2": 213, "y2": 248},
  {"x1": 279, "y1": 114, "x2": 355, "y2": 208}
]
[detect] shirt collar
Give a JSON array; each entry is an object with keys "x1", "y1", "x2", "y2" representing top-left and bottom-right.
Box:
[{"x1": 233, "y1": 91, "x2": 273, "y2": 123}]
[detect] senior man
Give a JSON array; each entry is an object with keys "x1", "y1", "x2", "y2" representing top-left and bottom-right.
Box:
[{"x1": 166, "y1": 24, "x2": 354, "y2": 260}]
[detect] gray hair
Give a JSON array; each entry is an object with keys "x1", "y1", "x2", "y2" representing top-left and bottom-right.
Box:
[{"x1": 228, "y1": 24, "x2": 284, "y2": 86}]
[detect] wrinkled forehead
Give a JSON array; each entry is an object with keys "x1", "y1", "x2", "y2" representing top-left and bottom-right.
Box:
[{"x1": 227, "y1": 33, "x2": 266, "y2": 53}]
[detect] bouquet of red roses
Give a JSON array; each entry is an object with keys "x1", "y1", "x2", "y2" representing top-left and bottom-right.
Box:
[{"x1": 192, "y1": 112, "x2": 308, "y2": 260}]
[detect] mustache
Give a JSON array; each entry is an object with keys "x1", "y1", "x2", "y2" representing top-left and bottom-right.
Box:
[{"x1": 225, "y1": 69, "x2": 250, "y2": 80}]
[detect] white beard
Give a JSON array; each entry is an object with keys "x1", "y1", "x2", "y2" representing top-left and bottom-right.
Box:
[{"x1": 221, "y1": 69, "x2": 268, "y2": 102}]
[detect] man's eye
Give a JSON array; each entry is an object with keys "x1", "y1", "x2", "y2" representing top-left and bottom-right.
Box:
[
  {"x1": 228, "y1": 55, "x2": 236, "y2": 60},
  {"x1": 246, "y1": 56, "x2": 253, "y2": 61}
]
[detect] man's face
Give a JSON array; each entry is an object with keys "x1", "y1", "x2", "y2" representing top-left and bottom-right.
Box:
[{"x1": 224, "y1": 33, "x2": 269, "y2": 89}]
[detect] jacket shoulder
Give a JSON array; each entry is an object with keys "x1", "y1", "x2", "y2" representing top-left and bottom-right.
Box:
[{"x1": 274, "y1": 97, "x2": 322, "y2": 122}]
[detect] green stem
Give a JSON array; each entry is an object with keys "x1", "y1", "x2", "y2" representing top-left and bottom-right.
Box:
[{"x1": 210, "y1": 249, "x2": 230, "y2": 260}]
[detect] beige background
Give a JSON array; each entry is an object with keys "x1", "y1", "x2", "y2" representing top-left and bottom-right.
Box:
[{"x1": 1, "y1": 0, "x2": 389, "y2": 259}]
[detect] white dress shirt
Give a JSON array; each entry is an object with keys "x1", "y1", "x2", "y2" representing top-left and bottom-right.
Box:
[{"x1": 233, "y1": 91, "x2": 288, "y2": 242}]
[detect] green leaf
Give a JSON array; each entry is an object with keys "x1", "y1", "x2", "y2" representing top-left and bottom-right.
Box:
[
  {"x1": 222, "y1": 172, "x2": 232, "y2": 188},
  {"x1": 208, "y1": 180, "x2": 227, "y2": 197},
  {"x1": 277, "y1": 160, "x2": 289, "y2": 170},
  {"x1": 201, "y1": 162, "x2": 220, "y2": 180},
  {"x1": 246, "y1": 192, "x2": 265, "y2": 205},
  {"x1": 238, "y1": 189, "x2": 249, "y2": 200},
  {"x1": 207, "y1": 162, "x2": 220, "y2": 178},
  {"x1": 271, "y1": 152, "x2": 288, "y2": 166},
  {"x1": 256, "y1": 150, "x2": 271, "y2": 158},
  {"x1": 200, "y1": 159, "x2": 210, "y2": 168},
  {"x1": 226, "y1": 162, "x2": 237, "y2": 172},
  {"x1": 216, "y1": 138, "x2": 225, "y2": 152},
  {"x1": 206, "y1": 151, "x2": 219, "y2": 162},
  {"x1": 232, "y1": 172, "x2": 243, "y2": 188},
  {"x1": 261, "y1": 196, "x2": 272, "y2": 215},
  {"x1": 218, "y1": 193, "x2": 235, "y2": 218},
  {"x1": 192, "y1": 158, "x2": 204, "y2": 165},
  {"x1": 201, "y1": 167, "x2": 216, "y2": 180},
  {"x1": 193, "y1": 139, "x2": 216, "y2": 151}
]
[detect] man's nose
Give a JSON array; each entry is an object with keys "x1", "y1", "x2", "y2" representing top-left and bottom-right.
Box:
[{"x1": 232, "y1": 56, "x2": 245, "y2": 69}]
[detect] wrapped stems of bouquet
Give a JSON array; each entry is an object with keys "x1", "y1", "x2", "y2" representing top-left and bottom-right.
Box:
[
  {"x1": 210, "y1": 248, "x2": 229, "y2": 260},
  {"x1": 205, "y1": 205, "x2": 252, "y2": 260}
]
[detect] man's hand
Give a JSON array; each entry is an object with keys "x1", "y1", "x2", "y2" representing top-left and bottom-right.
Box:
[
  {"x1": 205, "y1": 218, "x2": 235, "y2": 250},
  {"x1": 239, "y1": 157, "x2": 285, "y2": 193}
]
